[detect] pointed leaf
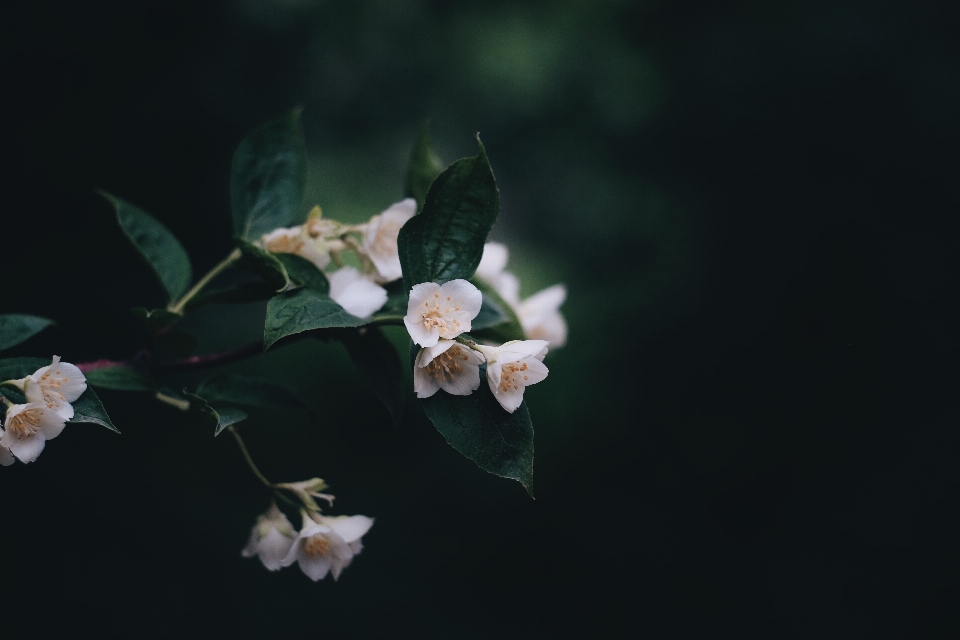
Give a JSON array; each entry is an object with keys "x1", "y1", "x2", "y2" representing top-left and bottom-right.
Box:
[
  {"x1": 398, "y1": 137, "x2": 500, "y2": 291},
  {"x1": 213, "y1": 406, "x2": 248, "y2": 436},
  {"x1": 275, "y1": 253, "x2": 330, "y2": 293},
  {"x1": 237, "y1": 239, "x2": 292, "y2": 291},
  {"x1": 231, "y1": 109, "x2": 307, "y2": 240},
  {"x1": 0, "y1": 314, "x2": 56, "y2": 352},
  {"x1": 85, "y1": 366, "x2": 155, "y2": 391},
  {"x1": 264, "y1": 289, "x2": 366, "y2": 351},
  {"x1": 196, "y1": 374, "x2": 312, "y2": 411},
  {"x1": 419, "y1": 364, "x2": 534, "y2": 497},
  {"x1": 336, "y1": 327, "x2": 404, "y2": 425},
  {"x1": 101, "y1": 192, "x2": 193, "y2": 302},
  {"x1": 404, "y1": 124, "x2": 445, "y2": 207},
  {"x1": 469, "y1": 278, "x2": 525, "y2": 342},
  {"x1": 70, "y1": 387, "x2": 120, "y2": 433}
]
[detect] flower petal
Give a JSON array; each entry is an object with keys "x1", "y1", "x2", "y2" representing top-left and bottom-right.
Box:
[
  {"x1": 440, "y1": 360, "x2": 481, "y2": 396},
  {"x1": 498, "y1": 340, "x2": 550, "y2": 362},
  {"x1": 438, "y1": 279, "x2": 483, "y2": 320},
  {"x1": 404, "y1": 316, "x2": 439, "y2": 348},
  {"x1": 0, "y1": 438, "x2": 14, "y2": 467},
  {"x1": 1, "y1": 431, "x2": 46, "y2": 464},
  {"x1": 298, "y1": 553, "x2": 333, "y2": 581},
  {"x1": 476, "y1": 242, "x2": 509, "y2": 282},
  {"x1": 320, "y1": 515, "x2": 374, "y2": 545},
  {"x1": 329, "y1": 267, "x2": 388, "y2": 317}
]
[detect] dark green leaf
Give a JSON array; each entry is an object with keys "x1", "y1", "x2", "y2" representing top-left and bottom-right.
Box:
[
  {"x1": 71, "y1": 387, "x2": 120, "y2": 433},
  {"x1": 398, "y1": 137, "x2": 500, "y2": 291},
  {"x1": 157, "y1": 329, "x2": 199, "y2": 358},
  {"x1": 183, "y1": 390, "x2": 220, "y2": 432},
  {"x1": 275, "y1": 253, "x2": 329, "y2": 293},
  {"x1": 231, "y1": 109, "x2": 307, "y2": 240},
  {"x1": 469, "y1": 278, "x2": 525, "y2": 342},
  {"x1": 131, "y1": 307, "x2": 182, "y2": 334},
  {"x1": 370, "y1": 281, "x2": 409, "y2": 320},
  {"x1": 213, "y1": 406, "x2": 248, "y2": 436},
  {"x1": 184, "y1": 282, "x2": 277, "y2": 310},
  {"x1": 196, "y1": 374, "x2": 312, "y2": 411},
  {"x1": 0, "y1": 357, "x2": 47, "y2": 384},
  {"x1": 404, "y1": 124, "x2": 445, "y2": 207},
  {"x1": 264, "y1": 289, "x2": 366, "y2": 351},
  {"x1": 419, "y1": 365, "x2": 534, "y2": 497},
  {"x1": 336, "y1": 327, "x2": 405, "y2": 425},
  {"x1": 237, "y1": 239, "x2": 291, "y2": 291},
  {"x1": 85, "y1": 366, "x2": 155, "y2": 391},
  {"x1": 101, "y1": 192, "x2": 193, "y2": 302},
  {"x1": 0, "y1": 314, "x2": 55, "y2": 352}
]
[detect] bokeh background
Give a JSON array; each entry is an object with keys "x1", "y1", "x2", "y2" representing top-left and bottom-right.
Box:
[{"x1": 1, "y1": 0, "x2": 956, "y2": 636}]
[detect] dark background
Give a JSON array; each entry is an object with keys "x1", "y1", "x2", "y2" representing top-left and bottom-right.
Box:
[{"x1": 1, "y1": 1, "x2": 956, "y2": 637}]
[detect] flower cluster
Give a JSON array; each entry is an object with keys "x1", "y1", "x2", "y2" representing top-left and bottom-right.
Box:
[
  {"x1": 258, "y1": 199, "x2": 417, "y2": 317},
  {"x1": 242, "y1": 500, "x2": 374, "y2": 582},
  {"x1": 1, "y1": 356, "x2": 86, "y2": 465},
  {"x1": 404, "y1": 279, "x2": 552, "y2": 413},
  {"x1": 476, "y1": 242, "x2": 567, "y2": 348}
]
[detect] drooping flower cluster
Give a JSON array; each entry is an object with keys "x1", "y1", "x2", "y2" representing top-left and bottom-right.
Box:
[
  {"x1": 1, "y1": 356, "x2": 87, "y2": 465},
  {"x1": 476, "y1": 242, "x2": 568, "y2": 348},
  {"x1": 404, "y1": 279, "x2": 552, "y2": 413},
  {"x1": 257, "y1": 199, "x2": 417, "y2": 318},
  {"x1": 242, "y1": 501, "x2": 374, "y2": 582}
]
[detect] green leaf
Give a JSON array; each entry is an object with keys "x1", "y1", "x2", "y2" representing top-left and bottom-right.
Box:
[
  {"x1": 404, "y1": 124, "x2": 445, "y2": 207},
  {"x1": 85, "y1": 366, "x2": 155, "y2": 391},
  {"x1": 195, "y1": 374, "x2": 312, "y2": 411},
  {"x1": 419, "y1": 364, "x2": 534, "y2": 497},
  {"x1": 264, "y1": 288, "x2": 366, "y2": 351},
  {"x1": 275, "y1": 253, "x2": 329, "y2": 293},
  {"x1": 71, "y1": 387, "x2": 120, "y2": 433},
  {"x1": 0, "y1": 314, "x2": 55, "y2": 352},
  {"x1": 469, "y1": 278, "x2": 525, "y2": 342},
  {"x1": 131, "y1": 307, "x2": 182, "y2": 334},
  {"x1": 336, "y1": 327, "x2": 405, "y2": 425},
  {"x1": 213, "y1": 406, "x2": 248, "y2": 436},
  {"x1": 231, "y1": 109, "x2": 307, "y2": 241},
  {"x1": 237, "y1": 239, "x2": 291, "y2": 291},
  {"x1": 184, "y1": 282, "x2": 277, "y2": 310},
  {"x1": 101, "y1": 192, "x2": 193, "y2": 302},
  {"x1": 398, "y1": 137, "x2": 500, "y2": 292},
  {"x1": 0, "y1": 357, "x2": 119, "y2": 432}
]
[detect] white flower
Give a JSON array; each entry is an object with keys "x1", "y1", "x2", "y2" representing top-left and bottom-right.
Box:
[
  {"x1": 516, "y1": 284, "x2": 568, "y2": 348},
  {"x1": 22, "y1": 356, "x2": 87, "y2": 420},
  {"x1": 414, "y1": 339, "x2": 484, "y2": 398},
  {"x1": 362, "y1": 198, "x2": 416, "y2": 283},
  {"x1": 475, "y1": 244, "x2": 568, "y2": 348},
  {"x1": 0, "y1": 399, "x2": 66, "y2": 463},
  {"x1": 475, "y1": 340, "x2": 550, "y2": 413},
  {"x1": 404, "y1": 280, "x2": 483, "y2": 348},
  {"x1": 241, "y1": 503, "x2": 297, "y2": 571},
  {"x1": 0, "y1": 433, "x2": 14, "y2": 466},
  {"x1": 476, "y1": 241, "x2": 509, "y2": 283},
  {"x1": 282, "y1": 512, "x2": 374, "y2": 581},
  {"x1": 260, "y1": 225, "x2": 331, "y2": 270},
  {"x1": 328, "y1": 267, "x2": 388, "y2": 318}
]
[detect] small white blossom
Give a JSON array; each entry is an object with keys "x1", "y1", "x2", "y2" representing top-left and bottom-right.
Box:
[
  {"x1": 241, "y1": 503, "x2": 297, "y2": 571},
  {"x1": 475, "y1": 244, "x2": 568, "y2": 348},
  {"x1": 404, "y1": 280, "x2": 483, "y2": 348},
  {"x1": 0, "y1": 433, "x2": 14, "y2": 466},
  {"x1": 282, "y1": 511, "x2": 374, "y2": 581},
  {"x1": 260, "y1": 225, "x2": 331, "y2": 270},
  {"x1": 414, "y1": 339, "x2": 484, "y2": 398},
  {"x1": 516, "y1": 284, "x2": 568, "y2": 348},
  {"x1": 328, "y1": 267, "x2": 388, "y2": 318},
  {"x1": 0, "y1": 397, "x2": 66, "y2": 464},
  {"x1": 362, "y1": 198, "x2": 416, "y2": 283},
  {"x1": 475, "y1": 340, "x2": 550, "y2": 413},
  {"x1": 10, "y1": 356, "x2": 88, "y2": 420}
]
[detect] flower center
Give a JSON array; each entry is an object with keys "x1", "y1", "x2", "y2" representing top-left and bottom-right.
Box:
[
  {"x1": 420, "y1": 293, "x2": 462, "y2": 337},
  {"x1": 426, "y1": 346, "x2": 470, "y2": 382},
  {"x1": 304, "y1": 535, "x2": 331, "y2": 558},
  {"x1": 7, "y1": 408, "x2": 43, "y2": 439},
  {"x1": 498, "y1": 361, "x2": 529, "y2": 393}
]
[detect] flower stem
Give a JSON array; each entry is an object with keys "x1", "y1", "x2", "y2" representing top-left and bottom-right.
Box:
[
  {"x1": 167, "y1": 247, "x2": 242, "y2": 314},
  {"x1": 154, "y1": 391, "x2": 190, "y2": 411},
  {"x1": 227, "y1": 426, "x2": 272, "y2": 488}
]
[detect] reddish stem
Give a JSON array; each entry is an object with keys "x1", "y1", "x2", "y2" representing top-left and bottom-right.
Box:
[{"x1": 75, "y1": 342, "x2": 264, "y2": 375}]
